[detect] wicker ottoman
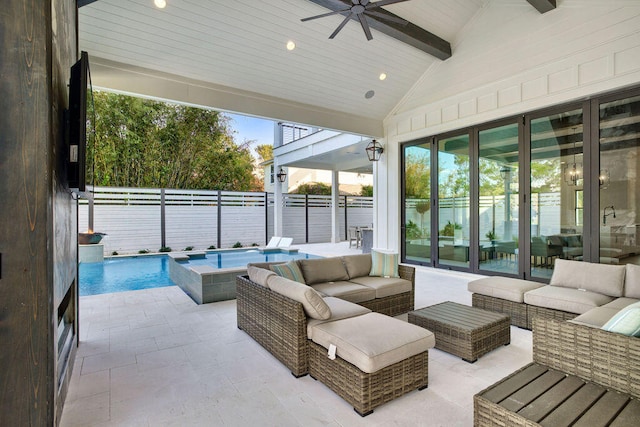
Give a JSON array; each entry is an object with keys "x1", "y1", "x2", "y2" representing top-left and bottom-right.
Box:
[
  {"x1": 408, "y1": 301, "x2": 510, "y2": 363},
  {"x1": 308, "y1": 312, "x2": 435, "y2": 416}
]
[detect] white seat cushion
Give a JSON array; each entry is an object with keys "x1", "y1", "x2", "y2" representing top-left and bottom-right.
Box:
[
  {"x1": 468, "y1": 277, "x2": 545, "y2": 303},
  {"x1": 569, "y1": 307, "x2": 620, "y2": 328},
  {"x1": 306, "y1": 297, "x2": 371, "y2": 339},
  {"x1": 310, "y1": 313, "x2": 435, "y2": 373},
  {"x1": 524, "y1": 285, "x2": 614, "y2": 315}
]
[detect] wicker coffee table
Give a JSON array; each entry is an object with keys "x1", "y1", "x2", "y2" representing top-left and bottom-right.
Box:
[{"x1": 408, "y1": 301, "x2": 510, "y2": 363}]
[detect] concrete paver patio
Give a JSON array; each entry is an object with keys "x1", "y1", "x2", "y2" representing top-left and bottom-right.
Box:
[{"x1": 61, "y1": 243, "x2": 532, "y2": 426}]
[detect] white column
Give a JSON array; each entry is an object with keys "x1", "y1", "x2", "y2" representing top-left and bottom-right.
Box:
[
  {"x1": 274, "y1": 160, "x2": 284, "y2": 237},
  {"x1": 331, "y1": 170, "x2": 340, "y2": 243}
]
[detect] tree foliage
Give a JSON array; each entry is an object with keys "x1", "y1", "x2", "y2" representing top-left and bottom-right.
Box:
[
  {"x1": 292, "y1": 182, "x2": 332, "y2": 195},
  {"x1": 404, "y1": 149, "x2": 430, "y2": 199},
  {"x1": 255, "y1": 144, "x2": 273, "y2": 162},
  {"x1": 360, "y1": 185, "x2": 373, "y2": 197},
  {"x1": 87, "y1": 91, "x2": 261, "y2": 191}
]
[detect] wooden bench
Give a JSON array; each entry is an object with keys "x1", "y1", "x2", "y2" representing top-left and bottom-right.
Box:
[{"x1": 474, "y1": 317, "x2": 640, "y2": 426}]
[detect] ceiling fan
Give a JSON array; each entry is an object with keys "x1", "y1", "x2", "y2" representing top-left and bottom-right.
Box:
[{"x1": 302, "y1": 0, "x2": 410, "y2": 41}]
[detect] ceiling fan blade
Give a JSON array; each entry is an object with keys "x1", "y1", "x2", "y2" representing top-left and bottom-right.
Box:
[
  {"x1": 361, "y1": 0, "x2": 371, "y2": 5},
  {"x1": 329, "y1": 13, "x2": 354, "y2": 39},
  {"x1": 365, "y1": 10, "x2": 407, "y2": 25},
  {"x1": 367, "y1": 0, "x2": 410, "y2": 9},
  {"x1": 301, "y1": 8, "x2": 350, "y2": 22},
  {"x1": 358, "y1": 14, "x2": 373, "y2": 41}
]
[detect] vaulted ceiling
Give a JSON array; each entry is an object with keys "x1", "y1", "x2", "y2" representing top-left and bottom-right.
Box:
[{"x1": 78, "y1": 0, "x2": 553, "y2": 136}]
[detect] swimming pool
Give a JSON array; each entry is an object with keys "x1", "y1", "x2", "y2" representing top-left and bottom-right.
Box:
[
  {"x1": 178, "y1": 249, "x2": 321, "y2": 268},
  {"x1": 80, "y1": 249, "x2": 320, "y2": 298},
  {"x1": 168, "y1": 249, "x2": 322, "y2": 304},
  {"x1": 79, "y1": 255, "x2": 174, "y2": 296}
]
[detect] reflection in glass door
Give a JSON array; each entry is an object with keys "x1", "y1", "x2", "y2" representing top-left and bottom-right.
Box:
[
  {"x1": 530, "y1": 108, "x2": 584, "y2": 279},
  {"x1": 438, "y1": 134, "x2": 470, "y2": 268},
  {"x1": 403, "y1": 143, "x2": 431, "y2": 264},
  {"x1": 478, "y1": 123, "x2": 519, "y2": 274},
  {"x1": 599, "y1": 94, "x2": 640, "y2": 266}
]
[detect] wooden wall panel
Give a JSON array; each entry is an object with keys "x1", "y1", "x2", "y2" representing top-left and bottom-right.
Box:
[{"x1": 0, "y1": 0, "x2": 78, "y2": 425}]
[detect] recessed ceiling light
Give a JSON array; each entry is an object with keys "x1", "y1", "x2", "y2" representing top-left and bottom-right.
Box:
[
  {"x1": 154, "y1": 0, "x2": 167, "y2": 8},
  {"x1": 365, "y1": 90, "x2": 375, "y2": 99},
  {"x1": 379, "y1": 73, "x2": 387, "y2": 81},
  {"x1": 286, "y1": 41, "x2": 296, "y2": 51}
]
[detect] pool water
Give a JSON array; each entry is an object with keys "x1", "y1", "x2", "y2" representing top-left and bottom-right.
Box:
[
  {"x1": 180, "y1": 249, "x2": 321, "y2": 268},
  {"x1": 80, "y1": 255, "x2": 174, "y2": 296},
  {"x1": 79, "y1": 250, "x2": 321, "y2": 296}
]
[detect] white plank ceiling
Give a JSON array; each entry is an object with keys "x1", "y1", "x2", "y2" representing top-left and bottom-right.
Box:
[{"x1": 79, "y1": 0, "x2": 490, "y2": 134}]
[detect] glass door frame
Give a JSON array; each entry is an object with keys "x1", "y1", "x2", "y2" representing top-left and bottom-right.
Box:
[
  {"x1": 475, "y1": 117, "x2": 524, "y2": 277},
  {"x1": 400, "y1": 137, "x2": 435, "y2": 266},
  {"x1": 433, "y1": 129, "x2": 475, "y2": 273},
  {"x1": 399, "y1": 85, "x2": 640, "y2": 279}
]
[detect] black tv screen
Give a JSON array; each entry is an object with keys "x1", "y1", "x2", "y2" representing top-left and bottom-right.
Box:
[{"x1": 67, "y1": 51, "x2": 91, "y2": 192}]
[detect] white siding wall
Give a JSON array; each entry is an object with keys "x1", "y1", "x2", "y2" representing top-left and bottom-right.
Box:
[{"x1": 379, "y1": 0, "x2": 640, "y2": 251}]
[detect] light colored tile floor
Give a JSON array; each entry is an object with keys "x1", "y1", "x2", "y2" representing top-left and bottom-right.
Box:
[{"x1": 61, "y1": 243, "x2": 533, "y2": 426}]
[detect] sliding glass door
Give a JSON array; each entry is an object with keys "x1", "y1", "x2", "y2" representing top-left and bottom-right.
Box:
[
  {"x1": 437, "y1": 134, "x2": 470, "y2": 268},
  {"x1": 529, "y1": 108, "x2": 584, "y2": 279},
  {"x1": 478, "y1": 123, "x2": 520, "y2": 274},
  {"x1": 400, "y1": 85, "x2": 640, "y2": 281},
  {"x1": 599, "y1": 94, "x2": 640, "y2": 266},
  {"x1": 403, "y1": 142, "x2": 431, "y2": 264}
]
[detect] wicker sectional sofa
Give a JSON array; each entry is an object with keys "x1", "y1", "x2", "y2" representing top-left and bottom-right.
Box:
[
  {"x1": 469, "y1": 259, "x2": 640, "y2": 329},
  {"x1": 236, "y1": 254, "x2": 435, "y2": 416},
  {"x1": 475, "y1": 317, "x2": 640, "y2": 426}
]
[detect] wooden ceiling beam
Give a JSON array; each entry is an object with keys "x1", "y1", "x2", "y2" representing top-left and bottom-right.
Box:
[
  {"x1": 526, "y1": 0, "x2": 557, "y2": 14},
  {"x1": 78, "y1": 0, "x2": 101, "y2": 7},
  {"x1": 305, "y1": 0, "x2": 452, "y2": 60}
]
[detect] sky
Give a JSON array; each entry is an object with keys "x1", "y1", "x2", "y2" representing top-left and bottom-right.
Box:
[{"x1": 226, "y1": 113, "x2": 275, "y2": 157}]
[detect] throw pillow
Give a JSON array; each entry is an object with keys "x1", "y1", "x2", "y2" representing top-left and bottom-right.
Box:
[
  {"x1": 602, "y1": 301, "x2": 640, "y2": 337},
  {"x1": 369, "y1": 250, "x2": 399, "y2": 278},
  {"x1": 267, "y1": 275, "x2": 331, "y2": 320},
  {"x1": 271, "y1": 260, "x2": 306, "y2": 284},
  {"x1": 247, "y1": 266, "x2": 275, "y2": 288}
]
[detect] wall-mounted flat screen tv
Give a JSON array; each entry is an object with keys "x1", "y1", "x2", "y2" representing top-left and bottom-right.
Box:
[{"x1": 67, "y1": 51, "x2": 91, "y2": 192}]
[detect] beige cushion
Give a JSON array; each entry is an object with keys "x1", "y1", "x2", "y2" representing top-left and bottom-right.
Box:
[
  {"x1": 310, "y1": 281, "x2": 376, "y2": 303},
  {"x1": 468, "y1": 277, "x2": 545, "y2": 303},
  {"x1": 550, "y1": 259, "x2": 626, "y2": 297},
  {"x1": 247, "y1": 266, "x2": 275, "y2": 288},
  {"x1": 310, "y1": 312, "x2": 435, "y2": 373},
  {"x1": 602, "y1": 297, "x2": 640, "y2": 310},
  {"x1": 524, "y1": 285, "x2": 614, "y2": 315},
  {"x1": 297, "y1": 258, "x2": 349, "y2": 285},
  {"x1": 267, "y1": 275, "x2": 331, "y2": 320},
  {"x1": 342, "y1": 254, "x2": 372, "y2": 279},
  {"x1": 569, "y1": 307, "x2": 620, "y2": 328},
  {"x1": 625, "y1": 263, "x2": 640, "y2": 298},
  {"x1": 306, "y1": 297, "x2": 371, "y2": 339},
  {"x1": 348, "y1": 276, "x2": 412, "y2": 298}
]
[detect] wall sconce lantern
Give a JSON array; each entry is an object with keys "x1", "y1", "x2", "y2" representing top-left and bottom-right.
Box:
[
  {"x1": 276, "y1": 167, "x2": 287, "y2": 183},
  {"x1": 499, "y1": 165, "x2": 512, "y2": 179},
  {"x1": 365, "y1": 139, "x2": 384, "y2": 162}
]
